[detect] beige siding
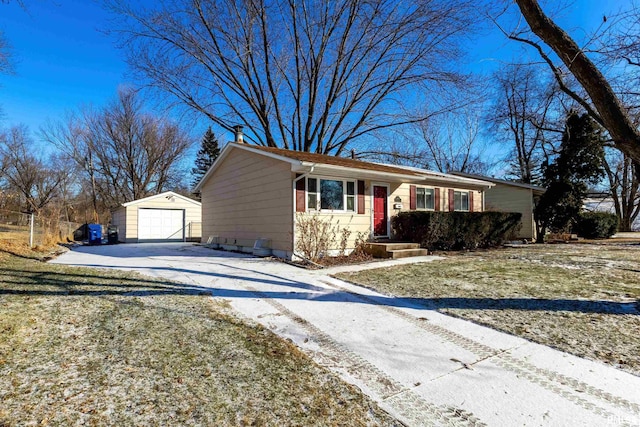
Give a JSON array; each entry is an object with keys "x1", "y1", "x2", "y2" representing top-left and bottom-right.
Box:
[
  {"x1": 390, "y1": 183, "x2": 484, "y2": 214},
  {"x1": 110, "y1": 207, "x2": 127, "y2": 242},
  {"x1": 123, "y1": 206, "x2": 137, "y2": 242},
  {"x1": 117, "y1": 195, "x2": 201, "y2": 243},
  {"x1": 200, "y1": 148, "x2": 293, "y2": 256},
  {"x1": 484, "y1": 183, "x2": 535, "y2": 240}
]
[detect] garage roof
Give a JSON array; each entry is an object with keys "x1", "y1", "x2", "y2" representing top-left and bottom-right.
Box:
[{"x1": 121, "y1": 191, "x2": 201, "y2": 207}]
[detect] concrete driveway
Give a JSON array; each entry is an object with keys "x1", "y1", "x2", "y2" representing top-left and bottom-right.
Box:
[{"x1": 52, "y1": 243, "x2": 640, "y2": 427}]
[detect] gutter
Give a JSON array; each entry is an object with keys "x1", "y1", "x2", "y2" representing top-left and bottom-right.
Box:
[
  {"x1": 295, "y1": 162, "x2": 493, "y2": 189},
  {"x1": 295, "y1": 162, "x2": 421, "y2": 182}
]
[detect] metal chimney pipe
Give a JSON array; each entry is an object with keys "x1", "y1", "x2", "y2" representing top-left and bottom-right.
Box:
[{"x1": 233, "y1": 125, "x2": 244, "y2": 144}]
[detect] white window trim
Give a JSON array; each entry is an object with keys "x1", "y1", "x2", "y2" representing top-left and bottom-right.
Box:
[
  {"x1": 453, "y1": 190, "x2": 470, "y2": 212},
  {"x1": 306, "y1": 176, "x2": 357, "y2": 213},
  {"x1": 415, "y1": 186, "x2": 436, "y2": 211}
]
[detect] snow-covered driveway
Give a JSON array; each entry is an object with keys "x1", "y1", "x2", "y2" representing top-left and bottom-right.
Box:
[{"x1": 52, "y1": 243, "x2": 640, "y2": 427}]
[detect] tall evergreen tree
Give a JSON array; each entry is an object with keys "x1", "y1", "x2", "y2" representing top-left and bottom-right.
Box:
[
  {"x1": 191, "y1": 127, "x2": 220, "y2": 189},
  {"x1": 534, "y1": 112, "x2": 605, "y2": 241}
]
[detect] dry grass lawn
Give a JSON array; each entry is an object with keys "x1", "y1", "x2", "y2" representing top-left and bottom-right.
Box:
[
  {"x1": 0, "y1": 224, "x2": 35, "y2": 246},
  {"x1": 0, "y1": 246, "x2": 399, "y2": 426},
  {"x1": 335, "y1": 243, "x2": 640, "y2": 376}
]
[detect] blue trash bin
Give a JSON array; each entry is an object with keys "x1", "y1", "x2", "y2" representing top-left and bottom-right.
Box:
[{"x1": 88, "y1": 224, "x2": 102, "y2": 245}]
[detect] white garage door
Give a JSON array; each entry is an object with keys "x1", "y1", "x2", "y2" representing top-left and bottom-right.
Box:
[{"x1": 138, "y1": 208, "x2": 184, "y2": 241}]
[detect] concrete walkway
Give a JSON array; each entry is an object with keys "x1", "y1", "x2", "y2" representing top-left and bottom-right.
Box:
[{"x1": 52, "y1": 243, "x2": 640, "y2": 427}]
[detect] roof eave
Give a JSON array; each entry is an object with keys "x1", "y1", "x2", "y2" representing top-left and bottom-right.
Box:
[
  {"x1": 121, "y1": 191, "x2": 201, "y2": 207},
  {"x1": 417, "y1": 174, "x2": 494, "y2": 189},
  {"x1": 193, "y1": 143, "x2": 235, "y2": 192},
  {"x1": 194, "y1": 143, "x2": 299, "y2": 192},
  {"x1": 450, "y1": 171, "x2": 545, "y2": 192},
  {"x1": 194, "y1": 143, "x2": 494, "y2": 190},
  {"x1": 296, "y1": 163, "x2": 494, "y2": 188},
  {"x1": 295, "y1": 162, "x2": 424, "y2": 182}
]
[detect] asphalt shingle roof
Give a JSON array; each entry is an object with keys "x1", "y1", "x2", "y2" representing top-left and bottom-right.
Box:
[{"x1": 249, "y1": 145, "x2": 422, "y2": 177}]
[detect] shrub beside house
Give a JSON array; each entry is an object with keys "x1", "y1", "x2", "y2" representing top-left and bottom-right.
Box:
[
  {"x1": 451, "y1": 172, "x2": 545, "y2": 241},
  {"x1": 392, "y1": 211, "x2": 522, "y2": 251}
]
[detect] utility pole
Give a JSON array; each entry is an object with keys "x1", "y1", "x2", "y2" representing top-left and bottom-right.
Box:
[
  {"x1": 29, "y1": 212, "x2": 34, "y2": 248},
  {"x1": 86, "y1": 152, "x2": 99, "y2": 223}
]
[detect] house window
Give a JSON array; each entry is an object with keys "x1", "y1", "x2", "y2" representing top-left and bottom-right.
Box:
[
  {"x1": 454, "y1": 190, "x2": 469, "y2": 211},
  {"x1": 307, "y1": 178, "x2": 356, "y2": 212},
  {"x1": 416, "y1": 187, "x2": 434, "y2": 210},
  {"x1": 346, "y1": 181, "x2": 355, "y2": 211},
  {"x1": 307, "y1": 177, "x2": 318, "y2": 209},
  {"x1": 321, "y1": 179, "x2": 343, "y2": 210}
]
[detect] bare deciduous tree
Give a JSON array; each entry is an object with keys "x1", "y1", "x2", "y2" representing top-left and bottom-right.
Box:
[
  {"x1": 41, "y1": 89, "x2": 192, "y2": 209},
  {"x1": 353, "y1": 110, "x2": 490, "y2": 174},
  {"x1": 356, "y1": 83, "x2": 492, "y2": 173},
  {"x1": 509, "y1": 0, "x2": 640, "y2": 164},
  {"x1": 415, "y1": 107, "x2": 489, "y2": 174},
  {"x1": 603, "y1": 150, "x2": 640, "y2": 232},
  {"x1": 488, "y1": 64, "x2": 561, "y2": 184},
  {"x1": 0, "y1": 30, "x2": 12, "y2": 76},
  {"x1": 354, "y1": 138, "x2": 431, "y2": 168},
  {"x1": 0, "y1": 125, "x2": 65, "y2": 213},
  {"x1": 0, "y1": 0, "x2": 28, "y2": 76},
  {"x1": 104, "y1": 0, "x2": 476, "y2": 155}
]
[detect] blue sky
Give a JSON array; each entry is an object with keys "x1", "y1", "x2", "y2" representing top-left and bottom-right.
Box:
[
  {"x1": 0, "y1": 0, "x2": 631, "y2": 150},
  {"x1": 0, "y1": 1, "x2": 127, "y2": 133}
]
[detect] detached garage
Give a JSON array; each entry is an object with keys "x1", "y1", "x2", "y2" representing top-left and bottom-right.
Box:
[{"x1": 110, "y1": 191, "x2": 202, "y2": 243}]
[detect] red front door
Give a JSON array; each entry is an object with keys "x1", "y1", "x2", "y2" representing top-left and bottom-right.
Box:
[{"x1": 373, "y1": 185, "x2": 388, "y2": 237}]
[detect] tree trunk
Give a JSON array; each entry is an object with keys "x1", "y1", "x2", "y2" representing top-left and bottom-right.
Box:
[
  {"x1": 535, "y1": 222, "x2": 546, "y2": 243},
  {"x1": 514, "y1": 0, "x2": 640, "y2": 164}
]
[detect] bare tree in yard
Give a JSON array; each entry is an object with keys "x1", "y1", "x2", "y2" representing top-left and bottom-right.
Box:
[
  {"x1": 488, "y1": 63, "x2": 562, "y2": 184},
  {"x1": 41, "y1": 89, "x2": 192, "y2": 209},
  {"x1": 415, "y1": 107, "x2": 490, "y2": 174},
  {"x1": 355, "y1": 138, "x2": 431, "y2": 168},
  {"x1": 353, "y1": 111, "x2": 490, "y2": 173},
  {"x1": 508, "y1": 0, "x2": 640, "y2": 165},
  {"x1": 356, "y1": 84, "x2": 492, "y2": 173},
  {"x1": 603, "y1": 150, "x2": 639, "y2": 232},
  {"x1": 105, "y1": 0, "x2": 476, "y2": 155},
  {"x1": 0, "y1": 125, "x2": 65, "y2": 213}
]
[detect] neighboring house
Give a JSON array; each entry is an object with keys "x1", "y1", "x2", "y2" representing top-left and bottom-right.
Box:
[
  {"x1": 583, "y1": 193, "x2": 640, "y2": 231},
  {"x1": 451, "y1": 172, "x2": 546, "y2": 241},
  {"x1": 194, "y1": 136, "x2": 493, "y2": 259},
  {"x1": 110, "y1": 191, "x2": 202, "y2": 243}
]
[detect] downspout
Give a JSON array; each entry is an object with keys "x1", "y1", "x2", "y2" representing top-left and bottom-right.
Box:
[{"x1": 292, "y1": 164, "x2": 315, "y2": 262}]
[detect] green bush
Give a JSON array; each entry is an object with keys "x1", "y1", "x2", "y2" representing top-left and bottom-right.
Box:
[
  {"x1": 573, "y1": 212, "x2": 619, "y2": 239},
  {"x1": 391, "y1": 211, "x2": 522, "y2": 251}
]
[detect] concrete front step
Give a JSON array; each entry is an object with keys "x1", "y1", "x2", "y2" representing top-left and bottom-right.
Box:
[
  {"x1": 388, "y1": 248, "x2": 429, "y2": 259},
  {"x1": 363, "y1": 242, "x2": 426, "y2": 259}
]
